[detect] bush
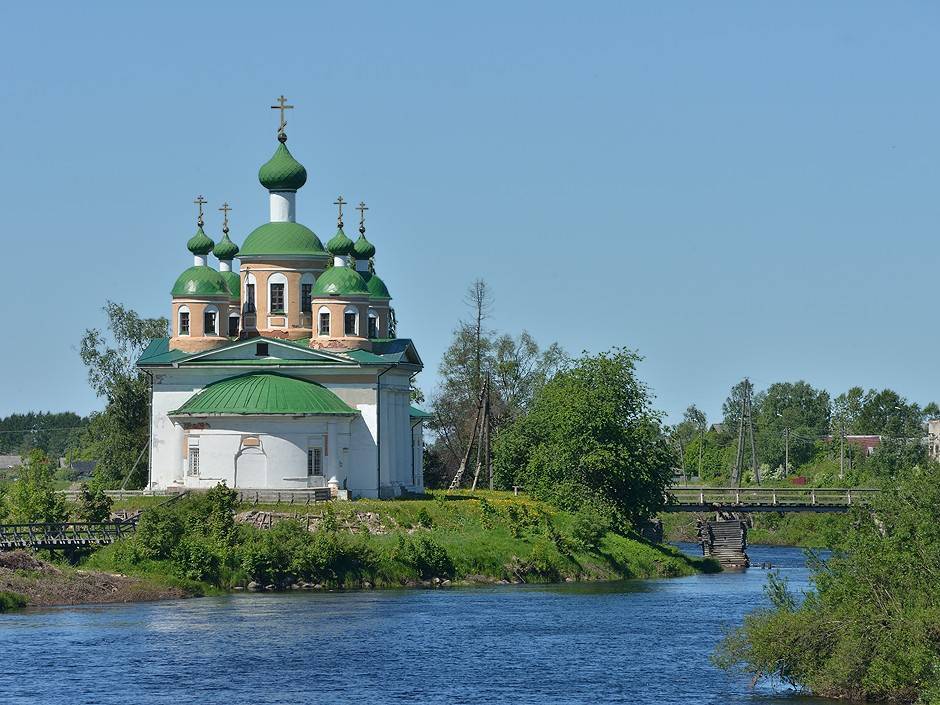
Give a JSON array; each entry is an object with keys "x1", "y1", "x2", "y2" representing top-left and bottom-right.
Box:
[
  {"x1": 416, "y1": 507, "x2": 434, "y2": 529},
  {"x1": 132, "y1": 505, "x2": 186, "y2": 560},
  {"x1": 75, "y1": 483, "x2": 112, "y2": 523},
  {"x1": 569, "y1": 503, "x2": 614, "y2": 551},
  {"x1": 4, "y1": 450, "x2": 68, "y2": 524},
  {"x1": 174, "y1": 536, "x2": 222, "y2": 583},
  {"x1": 393, "y1": 535, "x2": 454, "y2": 579}
]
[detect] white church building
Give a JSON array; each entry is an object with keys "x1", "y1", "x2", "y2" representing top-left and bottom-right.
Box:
[{"x1": 138, "y1": 98, "x2": 429, "y2": 498}]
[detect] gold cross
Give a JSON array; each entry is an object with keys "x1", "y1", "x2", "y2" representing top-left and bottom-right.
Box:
[
  {"x1": 357, "y1": 201, "x2": 368, "y2": 233},
  {"x1": 334, "y1": 195, "x2": 346, "y2": 227},
  {"x1": 194, "y1": 195, "x2": 207, "y2": 226},
  {"x1": 219, "y1": 202, "x2": 232, "y2": 233},
  {"x1": 271, "y1": 94, "x2": 294, "y2": 134}
]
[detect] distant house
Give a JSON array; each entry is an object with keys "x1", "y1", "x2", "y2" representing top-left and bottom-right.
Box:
[
  {"x1": 825, "y1": 435, "x2": 882, "y2": 456},
  {"x1": 709, "y1": 423, "x2": 725, "y2": 434},
  {"x1": 928, "y1": 420, "x2": 940, "y2": 462},
  {"x1": 0, "y1": 455, "x2": 22, "y2": 470}
]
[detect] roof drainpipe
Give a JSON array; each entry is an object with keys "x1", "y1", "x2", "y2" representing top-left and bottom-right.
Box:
[{"x1": 376, "y1": 365, "x2": 394, "y2": 498}]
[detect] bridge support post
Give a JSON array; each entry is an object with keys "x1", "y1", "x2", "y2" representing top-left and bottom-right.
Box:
[{"x1": 698, "y1": 519, "x2": 749, "y2": 569}]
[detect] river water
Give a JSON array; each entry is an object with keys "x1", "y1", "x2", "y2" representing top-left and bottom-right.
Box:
[{"x1": 0, "y1": 544, "x2": 829, "y2": 705}]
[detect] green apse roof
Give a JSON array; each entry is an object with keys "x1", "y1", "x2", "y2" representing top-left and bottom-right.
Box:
[
  {"x1": 410, "y1": 406, "x2": 432, "y2": 419},
  {"x1": 352, "y1": 232, "x2": 375, "y2": 259},
  {"x1": 364, "y1": 271, "x2": 391, "y2": 300},
  {"x1": 171, "y1": 266, "x2": 230, "y2": 297},
  {"x1": 213, "y1": 233, "x2": 240, "y2": 260},
  {"x1": 221, "y1": 270, "x2": 240, "y2": 299},
  {"x1": 326, "y1": 227, "x2": 355, "y2": 256},
  {"x1": 187, "y1": 227, "x2": 215, "y2": 256},
  {"x1": 240, "y1": 222, "x2": 326, "y2": 257},
  {"x1": 258, "y1": 140, "x2": 308, "y2": 191},
  {"x1": 312, "y1": 264, "x2": 369, "y2": 297},
  {"x1": 170, "y1": 372, "x2": 357, "y2": 416}
]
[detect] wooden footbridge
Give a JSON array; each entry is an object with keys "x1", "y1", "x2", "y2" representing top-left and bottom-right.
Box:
[
  {"x1": 0, "y1": 519, "x2": 137, "y2": 551},
  {"x1": 666, "y1": 486, "x2": 879, "y2": 513}
]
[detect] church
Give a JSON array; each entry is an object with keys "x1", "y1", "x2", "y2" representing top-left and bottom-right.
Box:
[{"x1": 137, "y1": 98, "x2": 428, "y2": 498}]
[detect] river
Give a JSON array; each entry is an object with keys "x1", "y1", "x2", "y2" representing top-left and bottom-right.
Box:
[{"x1": 0, "y1": 544, "x2": 829, "y2": 705}]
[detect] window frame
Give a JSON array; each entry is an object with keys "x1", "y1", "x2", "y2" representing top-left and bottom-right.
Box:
[
  {"x1": 307, "y1": 447, "x2": 323, "y2": 477},
  {"x1": 269, "y1": 283, "x2": 285, "y2": 315},
  {"x1": 343, "y1": 306, "x2": 358, "y2": 336},
  {"x1": 178, "y1": 307, "x2": 190, "y2": 336},
  {"x1": 188, "y1": 447, "x2": 200, "y2": 477},
  {"x1": 318, "y1": 307, "x2": 330, "y2": 336},
  {"x1": 203, "y1": 307, "x2": 218, "y2": 336}
]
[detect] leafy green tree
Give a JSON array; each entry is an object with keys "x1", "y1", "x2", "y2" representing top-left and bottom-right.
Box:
[
  {"x1": 5, "y1": 450, "x2": 68, "y2": 524},
  {"x1": 853, "y1": 388, "x2": 923, "y2": 438},
  {"x1": 78, "y1": 301, "x2": 167, "y2": 488},
  {"x1": 75, "y1": 483, "x2": 113, "y2": 522},
  {"x1": 754, "y1": 381, "x2": 831, "y2": 471},
  {"x1": 493, "y1": 349, "x2": 674, "y2": 523}
]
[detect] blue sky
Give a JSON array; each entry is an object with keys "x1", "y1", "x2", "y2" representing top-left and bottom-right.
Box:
[{"x1": 1, "y1": 1, "x2": 938, "y2": 424}]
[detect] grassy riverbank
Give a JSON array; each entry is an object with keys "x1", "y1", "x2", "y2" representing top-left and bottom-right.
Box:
[
  {"x1": 69, "y1": 489, "x2": 717, "y2": 600},
  {"x1": 661, "y1": 510, "x2": 853, "y2": 548}
]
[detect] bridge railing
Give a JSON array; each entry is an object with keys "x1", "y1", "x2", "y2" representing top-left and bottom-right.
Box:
[
  {"x1": 0, "y1": 520, "x2": 136, "y2": 549},
  {"x1": 667, "y1": 486, "x2": 880, "y2": 507}
]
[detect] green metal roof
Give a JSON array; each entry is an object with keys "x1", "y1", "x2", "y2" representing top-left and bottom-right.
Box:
[
  {"x1": 352, "y1": 232, "x2": 375, "y2": 259},
  {"x1": 410, "y1": 406, "x2": 432, "y2": 419},
  {"x1": 170, "y1": 372, "x2": 357, "y2": 416},
  {"x1": 326, "y1": 227, "x2": 355, "y2": 256},
  {"x1": 187, "y1": 227, "x2": 215, "y2": 256},
  {"x1": 221, "y1": 270, "x2": 241, "y2": 299},
  {"x1": 172, "y1": 266, "x2": 230, "y2": 297},
  {"x1": 258, "y1": 140, "x2": 307, "y2": 191},
  {"x1": 240, "y1": 222, "x2": 326, "y2": 257},
  {"x1": 213, "y1": 233, "x2": 240, "y2": 260},
  {"x1": 312, "y1": 264, "x2": 369, "y2": 297},
  {"x1": 364, "y1": 271, "x2": 391, "y2": 300}
]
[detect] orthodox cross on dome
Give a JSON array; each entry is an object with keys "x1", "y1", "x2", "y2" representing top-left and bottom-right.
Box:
[
  {"x1": 219, "y1": 202, "x2": 232, "y2": 234},
  {"x1": 271, "y1": 94, "x2": 294, "y2": 138},
  {"x1": 193, "y1": 195, "x2": 207, "y2": 227},
  {"x1": 357, "y1": 201, "x2": 368, "y2": 234},
  {"x1": 334, "y1": 195, "x2": 347, "y2": 228}
]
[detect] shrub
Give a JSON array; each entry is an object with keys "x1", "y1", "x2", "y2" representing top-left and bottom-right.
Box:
[
  {"x1": 75, "y1": 483, "x2": 112, "y2": 523},
  {"x1": 132, "y1": 505, "x2": 186, "y2": 560},
  {"x1": 477, "y1": 498, "x2": 498, "y2": 529},
  {"x1": 416, "y1": 507, "x2": 434, "y2": 529},
  {"x1": 174, "y1": 536, "x2": 222, "y2": 583},
  {"x1": 569, "y1": 503, "x2": 614, "y2": 551},
  {"x1": 393, "y1": 534, "x2": 454, "y2": 579},
  {"x1": 5, "y1": 450, "x2": 68, "y2": 524}
]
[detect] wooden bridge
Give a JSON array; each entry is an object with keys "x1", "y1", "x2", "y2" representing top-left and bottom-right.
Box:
[
  {"x1": 665, "y1": 486, "x2": 880, "y2": 513},
  {"x1": 0, "y1": 519, "x2": 137, "y2": 551}
]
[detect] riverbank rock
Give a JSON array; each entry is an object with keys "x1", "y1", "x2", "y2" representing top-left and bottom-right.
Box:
[{"x1": 247, "y1": 581, "x2": 261, "y2": 591}]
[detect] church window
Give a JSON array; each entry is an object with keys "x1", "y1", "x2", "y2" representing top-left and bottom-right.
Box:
[
  {"x1": 318, "y1": 308, "x2": 330, "y2": 336},
  {"x1": 228, "y1": 314, "x2": 240, "y2": 337},
  {"x1": 244, "y1": 283, "x2": 256, "y2": 314},
  {"x1": 307, "y1": 448, "x2": 323, "y2": 477},
  {"x1": 188, "y1": 447, "x2": 200, "y2": 477},
  {"x1": 270, "y1": 283, "x2": 285, "y2": 314},
  {"x1": 367, "y1": 310, "x2": 378, "y2": 339},
  {"x1": 344, "y1": 307, "x2": 358, "y2": 336},
  {"x1": 179, "y1": 309, "x2": 190, "y2": 336},
  {"x1": 204, "y1": 309, "x2": 218, "y2": 336},
  {"x1": 301, "y1": 283, "x2": 312, "y2": 312}
]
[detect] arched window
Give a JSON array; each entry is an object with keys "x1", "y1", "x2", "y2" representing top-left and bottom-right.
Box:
[
  {"x1": 268, "y1": 272, "x2": 288, "y2": 315},
  {"x1": 318, "y1": 306, "x2": 331, "y2": 336},
  {"x1": 343, "y1": 305, "x2": 358, "y2": 336},
  {"x1": 367, "y1": 309, "x2": 379, "y2": 339},
  {"x1": 300, "y1": 273, "x2": 315, "y2": 314},
  {"x1": 203, "y1": 305, "x2": 219, "y2": 336},
  {"x1": 228, "y1": 312, "x2": 240, "y2": 337},
  {"x1": 178, "y1": 305, "x2": 190, "y2": 336},
  {"x1": 244, "y1": 272, "x2": 257, "y2": 314}
]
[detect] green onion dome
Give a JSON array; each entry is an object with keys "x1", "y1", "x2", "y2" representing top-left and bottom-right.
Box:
[
  {"x1": 311, "y1": 264, "x2": 369, "y2": 297},
  {"x1": 239, "y1": 222, "x2": 326, "y2": 257},
  {"x1": 326, "y1": 227, "x2": 355, "y2": 257},
  {"x1": 213, "y1": 233, "x2": 240, "y2": 260},
  {"x1": 221, "y1": 270, "x2": 241, "y2": 300},
  {"x1": 258, "y1": 139, "x2": 307, "y2": 192},
  {"x1": 171, "y1": 266, "x2": 230, "y2": 297},
  {"x1": 365, "y1": 271, "x2": 391, "y2": 300},
  {"x1": 187, "y1": 227, "x2": 215, "y2": 256},
  {"x1": 352, "y1": 232, "x2": 376, "y2": 260}
]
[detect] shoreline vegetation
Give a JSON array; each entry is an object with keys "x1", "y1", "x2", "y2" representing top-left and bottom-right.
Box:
[
  {"x1": 0, "y1": 489, "x2": 718, "y2": 610},
  {"x1": 661, "y1": 510, "x2": 854, "y2": 549}
]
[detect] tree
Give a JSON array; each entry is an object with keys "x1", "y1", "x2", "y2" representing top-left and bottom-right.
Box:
[
  {"x1": 493, "y1": 349, "x2": 674, "y2": 523},
  {"x1": 5, "y1": 450, "x2": 68, "y2": 524},
  {"x1": 753, "y1": 381, "x2": 831, "y2": 471},
  {"x1": 464, "y1": 278, "x2": 493, "y2": 397},
  {"x1": 75, "y1": 483, "x2": 113, "y2": 523},
  {"x1": 78, "y1": 302, "x2": 167, "y2": 487}
]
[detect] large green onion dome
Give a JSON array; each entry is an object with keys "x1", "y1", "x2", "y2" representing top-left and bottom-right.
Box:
[
  {"x1": 187, "y1": 227, "x2": 215, "y2": 256},
  {"x1": 312, "y1": 264, "x2": 369, "y2": 297},
  {"x1": 172, "y1": 266, "x2": 230, "y2": 297},
  {"x1": 365, "y1": 271, "x2": 391, "y2": 300},
  {"x1": 239, "y1": 222, "x2": 326, "y2": 257},
  {"x1": 213, "y1": 232, "x2": 240, "y2": 261},
  {"x1": 221, "y1": 271, "x2": 241, "y2": 300},
  {"x1": 326, "y1": 227, "x2": 355, "y2": 257},
  {"x1": 258, "y1": 138, "x2": 307, "y2": 191},
  {"x1": 352, "y1": 232, "x2": 376, "y2": 260}
]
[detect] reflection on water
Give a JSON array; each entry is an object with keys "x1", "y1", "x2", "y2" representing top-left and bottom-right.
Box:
[{"x1": 0, "y1": 544, "x2": 828, "y2": 705}]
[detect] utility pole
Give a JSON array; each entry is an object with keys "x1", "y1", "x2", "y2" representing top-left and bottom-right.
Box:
[
  {"x1": 732, "y1": 378, "x2": 760, "y2": 486},
  {"x1": 839, "y1": 422, "x2": 845, "y2": 479},
  {"x1": 698, "y1": 423, "x2": 705, "y2": 479},
  {"x1": 784, "y1": 427, "x2": 790, "y2": 476}
]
